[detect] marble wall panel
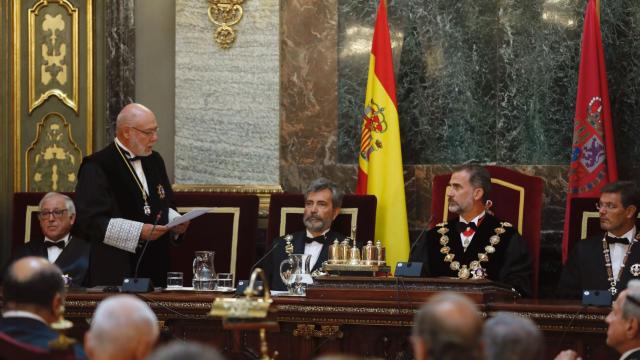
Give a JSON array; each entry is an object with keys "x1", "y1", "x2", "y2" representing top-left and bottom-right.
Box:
[
  {"x1": 175, "y1": 0, "x2": 279, "y2": 184},
  {"x1": 105, "y1": 0, "x2": 135, "y2": 141}
]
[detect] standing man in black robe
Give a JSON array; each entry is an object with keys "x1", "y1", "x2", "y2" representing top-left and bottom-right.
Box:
[
  {"x1": 74, "y1": 103, "x2": 188, "y2": 287},
  {"x1": 409, "y1": 164, "x2": 533, "y2": 297}
]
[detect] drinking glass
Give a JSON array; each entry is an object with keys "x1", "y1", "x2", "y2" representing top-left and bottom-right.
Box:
[{"x1": 215, "y1": 273, "x2": 234, "y2": 291}]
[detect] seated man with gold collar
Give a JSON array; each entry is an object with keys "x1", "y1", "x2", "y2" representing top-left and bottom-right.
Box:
[{"x1": 409, "y1": 164, "x2": 533, "y2": 297}]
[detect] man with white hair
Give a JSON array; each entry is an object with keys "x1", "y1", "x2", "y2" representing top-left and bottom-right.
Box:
[
  {"x1": 84, "y1": 294, "x2": 159, "y2": 360},
  {"x1": 482, "y1": 312, "x2": 543, "y2": 360},
  {"x1": 11, "y1": 192, "x2": 89, "y2": 286}
]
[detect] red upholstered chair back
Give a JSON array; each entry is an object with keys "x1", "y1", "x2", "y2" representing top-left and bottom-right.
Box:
[
  {"x1": 431, "y1": 166, "x2": 544, "y2": 297},
  {"x1": 171, "y1": 192, "x2": 259, "y2": 284},
  {"x1": 266, "y1": 193, "x2": 377, "y2": 247},
  {"x1": 0, "y1": 332, "x2": 76, "y2": 360},
  {"x1": 11, "y1": 192, "x2": 75, "y2": 256}
]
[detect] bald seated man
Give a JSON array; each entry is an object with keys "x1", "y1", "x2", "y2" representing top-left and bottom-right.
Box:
[
  {"x1": 84, "y1": 294, "x2": 159, "y2": 360},
  {"x1": 75, "y1": 103, "x2": 189, "y2": 287},
  {"x1": 411, "y1": 292, "x2": 483, "y2": 360},
  {"x1": 0, "y1": 257, "x2": 87, "y2": 359}
]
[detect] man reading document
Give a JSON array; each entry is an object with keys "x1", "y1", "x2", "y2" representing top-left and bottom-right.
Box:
[{"x1": 75, "y1": 103, "x2": 189, "y2": 287}]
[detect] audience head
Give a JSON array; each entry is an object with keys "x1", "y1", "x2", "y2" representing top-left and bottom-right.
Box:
[
  {"x1": 2, "y1": 256, "x2": 65, "y2": 323},
  {"x1": 303, "y1": 177, "x2": 343, "y2": 236},
  {"x1": 448, "y1": 164, "x2": 491, "y2": 217},
  {"x1": 147, "y1": 341, "x2": 225, "y2": 360},
  {"x1": 606, "y1": 280, "x2": 640, "y2": 354},
  {"x1": 599, "y1": 181, "x2": 639, "y2": 236},
  {"x1": 38, "y1": 192, "x2": 76, "y2": 241},
  {"x1": 482, "y1": 312, "x2": 543, "y2": 360},
  {"x1": 411, "y1": 292, "x2": 482, "y2": 360},
  {"x1": 84, "y1": 294, "x2": 159, "y2": 360},
  {"x1": 115, "y1": 103, "x2": 159, "y2": 157}
]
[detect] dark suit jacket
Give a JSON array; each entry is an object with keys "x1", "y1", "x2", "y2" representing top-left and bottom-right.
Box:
[
  {"x1": 263, "y1": 230, "x2": 346, "y2": 291},
  {"x1": 74, "y1": 142, "x2": 177, "y2": 287},
  {"x1": 409, "y1": 213, "x2": 533, "y2": 297},
  {"x1": 0, "y1": 316, "x2": 87, "y2": 359},
  {"x1": 14, "y1": 236, "x2": 90, "y2": 287},
  {"x1": 558, "y1": 234, "x2": 640, "y2": 299},
  {"x1": 623, "y1": 348, "x2": 640, "y2": 360}
]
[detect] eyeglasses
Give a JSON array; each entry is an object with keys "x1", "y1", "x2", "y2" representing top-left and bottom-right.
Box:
[
  {"x1": 39, "y1": 209, "x2": 68, "y2": 219},
  {"x1": 596, "y1": 202, "x2": 619, "y2": 211},
  {"x1": 131, "y1": 127, "x2": 159, "y2": 137}
]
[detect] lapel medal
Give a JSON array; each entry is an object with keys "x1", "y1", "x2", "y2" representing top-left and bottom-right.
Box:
[
  {"x1": 631, "y1": 263, "x2": 640, "y2": 277},
  {"x1": 157, "y1": 184, "x2": 166, "y2": 199}
]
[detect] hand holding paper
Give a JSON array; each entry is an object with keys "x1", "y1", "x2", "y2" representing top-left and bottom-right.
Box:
[{"x1": 166, "y1": 208, "x2": 208, "y2": 228}]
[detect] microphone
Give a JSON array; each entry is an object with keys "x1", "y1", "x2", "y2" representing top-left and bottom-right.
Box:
[
  {"x1": 409, "y1": 226, "x2": 428, "y2": 257},
  {"x1": 123, "y1": 211, "x2": 162, "y2": 293},
  {"x1": 250, "y1": 238, "x2": 283, "y2": 275}
]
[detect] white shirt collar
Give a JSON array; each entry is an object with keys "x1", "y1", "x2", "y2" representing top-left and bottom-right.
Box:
[
  {"x1": 460, "y1": 211, "x2": 486, "y2": 226},
  {"x1": 620, "y1": 347, "x2": 640, "y2": 360},
  {"x1": 115, "y1": 137, "x2": 136, "y2": 159},
  {"x1": 608, "y1": 226, "x2": 637, "y2": 243},
  {"x1": 2, "y1": 310, "x2": 48, "y2": 324},
  {"x1": 306, "y1": 228, "x2": 330, "y2": 239},
  {"x1": 44, "y1": 233, "x2": 70, "y2": 246}
]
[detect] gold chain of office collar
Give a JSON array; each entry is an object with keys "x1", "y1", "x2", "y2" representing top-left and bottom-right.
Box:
[{"x1": 437, "y1": 221, "x2": 512, "y2": 279}]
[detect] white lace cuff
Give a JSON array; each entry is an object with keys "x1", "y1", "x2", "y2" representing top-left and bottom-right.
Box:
[{"x1": 104, "y1": 218, "x2": 143, "y2": 253}]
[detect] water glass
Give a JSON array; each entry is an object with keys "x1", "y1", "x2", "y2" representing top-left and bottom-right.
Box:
[
  {"x1": 215, "y1": 273, "x2": 234, "y2": 291},
  {"x1": 166, "y1": 272, "x2": 183, "y2": 288}
]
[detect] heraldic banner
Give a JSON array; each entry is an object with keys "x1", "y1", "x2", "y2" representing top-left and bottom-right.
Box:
[
  {"x1": 356, "y1": 0, "x2": 409, "y2": 270},
  {"x1": 562, "y1": 0, "x2": 618, "y2": 262}
]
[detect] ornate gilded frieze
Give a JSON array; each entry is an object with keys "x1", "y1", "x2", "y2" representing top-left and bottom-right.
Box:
[
  {"x1": 28, "y1": 0, "x2": 79, "y2": 113},
  {"x1": 25, "y1": 112, "x2": 81, "y2": 191}
]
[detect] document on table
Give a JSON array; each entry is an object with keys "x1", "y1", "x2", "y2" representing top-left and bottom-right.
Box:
[{"x1": 166, "y1": 208, "x2": 208, "y2": 228}]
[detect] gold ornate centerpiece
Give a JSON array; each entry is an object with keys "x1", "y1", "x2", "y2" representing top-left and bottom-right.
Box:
[
  {"x1": 207, "y1": 0, "x2": 245, "y2": 49},
  {"x1": 209, "y1": 268, "x2": 278, "y2": 360},
  {"x1": 322, "y1": 226, "x2": 390, "y2": 276}
]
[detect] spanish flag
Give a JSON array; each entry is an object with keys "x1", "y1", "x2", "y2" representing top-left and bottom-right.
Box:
[{"x1": 356, "y1": 0, "x2": 409, "y2": 270}]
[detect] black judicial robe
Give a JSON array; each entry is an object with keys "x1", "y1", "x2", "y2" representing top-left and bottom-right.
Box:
[
  {"x1": 13, "y1": 236, "x2": 90, "y2": 287},
  {"x1": 263, "y1": 230, "x2": 346, "y2": 291},
  {"x1": 558, "y1": 234, "x2": 640, "y2": 299},
  {"x1": 74, "y1": 142, "x2": 176, "y2": 287},
  {"x1": 409, "y1": 213, "x2": 533, "y2": 297}
]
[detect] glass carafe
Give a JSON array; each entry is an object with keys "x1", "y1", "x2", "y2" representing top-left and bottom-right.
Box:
[
  {"x1": 192, "y1": 251, "x2": 216, "y2": 289},
  {"x1": 279, "y1": 253, "x2": 312, "y2": 296}
]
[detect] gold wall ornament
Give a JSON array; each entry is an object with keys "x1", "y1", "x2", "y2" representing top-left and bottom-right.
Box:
[
  {"x1": 26, "y1": 112, "x2": 82, "y2": 191},
  {"x1": 207, "y1": 0, "x2": 245, "y2": 49},
  {"x1": 28, "y1": 0, "x2": 79, "y2": 113}
]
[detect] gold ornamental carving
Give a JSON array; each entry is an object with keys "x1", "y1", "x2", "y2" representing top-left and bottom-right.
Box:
[
  {"x1": 207, "y1": 0, "x2": 245, "y2": 49},
  {"x1": 292, "y1": 324, "x2": 343, "y2": 340},
  {"x1": 26, "y1": 113, "x2": 82, "y2": 191},
  {"x1": 28, "y1": 0, "x2": 79, "y2": 113}
]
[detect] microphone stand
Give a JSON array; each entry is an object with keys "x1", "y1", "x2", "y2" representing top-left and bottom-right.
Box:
[{"x1": 122, "y1": 211, "x2": 162, "y2": 293}]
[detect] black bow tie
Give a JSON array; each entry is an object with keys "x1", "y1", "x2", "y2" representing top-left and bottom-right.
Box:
[
  {"x1": 305, "y1": 235, "x2": 326, "y2": 244},
  {"x1": 128, "y1": 155, "x2": 144, "y2": 162},
  {"x1": 457, "y1": 222, "x2": 478, "y2": 233},
  {"x1": 44, "y1": 240, "x2": 65, "y2": 249},
  {"x1": 606, "y1": 235, "x2": 630, "y2": 245}
]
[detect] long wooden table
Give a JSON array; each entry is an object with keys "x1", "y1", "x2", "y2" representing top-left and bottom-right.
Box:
[{"x1": 49, "y1": 277, "x2": 618, "y2": 360}]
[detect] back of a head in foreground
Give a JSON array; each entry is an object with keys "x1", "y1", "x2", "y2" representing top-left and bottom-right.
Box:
[
  {"x1": 147, "y1": 341, "x2": 226, "y2": 360},
  {"x1": 482, "y1": 312, "x2": 543, "y2": 360},
  {"x1": 85, "y1": 294, "x2": 159, "y2": 360},
  {"x1": 412, "y1": 292, "x2": 483, "y2": 360}
]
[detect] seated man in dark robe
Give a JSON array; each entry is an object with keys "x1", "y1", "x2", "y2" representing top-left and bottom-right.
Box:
[
  {"x1": 558, "y1": 181, "x2": 640, "y2": 298},
  {"x1": 260, "y1": 178, "x2": 346, "y2": 291},
  {"x1": 0, "y1": 257, "x2": 87, "y2": 359},
  {"x1": 409, "y1": 164, "x2": 533, "y2": 297},
  {"x1": 11, "y1": 192, "x2": 89, "y2": 287}
]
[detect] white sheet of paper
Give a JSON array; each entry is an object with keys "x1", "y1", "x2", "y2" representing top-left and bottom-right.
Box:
[{"x1": 166, "y1": 208, "x2": 208, "y2": 228}]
